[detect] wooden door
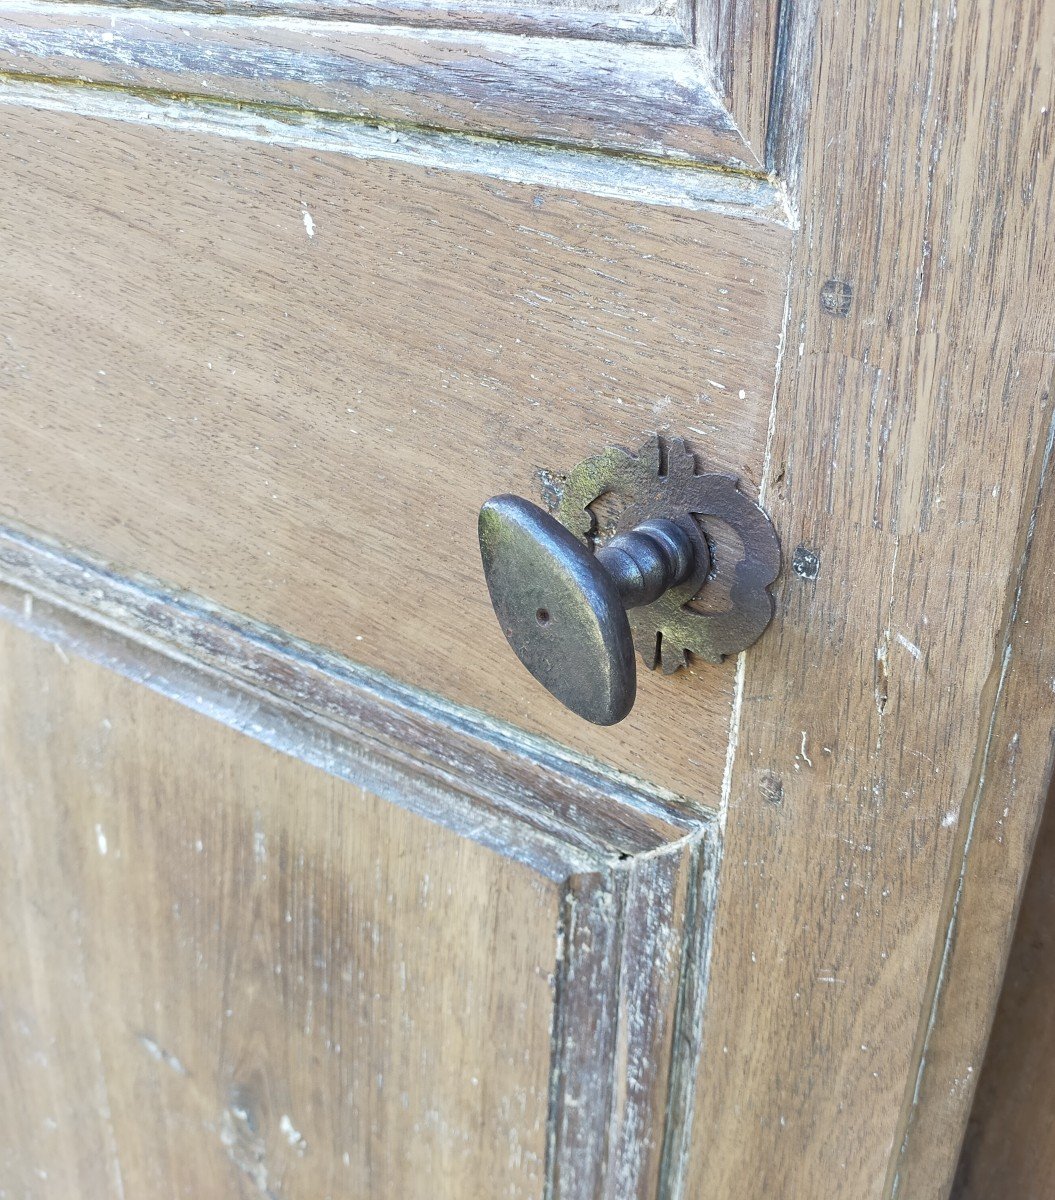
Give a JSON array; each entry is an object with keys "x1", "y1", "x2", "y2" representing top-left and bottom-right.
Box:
[{"x1": 1, "y1": 0, "x2": 1054, "y2": 1197}]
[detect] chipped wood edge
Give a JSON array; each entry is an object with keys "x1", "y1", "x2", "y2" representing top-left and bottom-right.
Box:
[
  {"x1": 0, "y1": 519, "x2": 717, "y2": 1200},
  {"x1": 0, "y1": 0, "x2": 765, "y2": 170},
  {"x1": 0, "y1": 75, "x2": 787, "y2": 220}
]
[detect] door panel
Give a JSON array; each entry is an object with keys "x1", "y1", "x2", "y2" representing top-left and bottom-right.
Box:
[
  {"x1": 3, "y1": 0, "x2": 1055, "y2": 1196},
  {"x1": 0, "y1": 618, "x2": 554, "y2": 1198},
  {"x1": 0, "y1": 102, "x2": 790, "y2": 802},
  {"x1": 0, "y1": 535, "x2": 715, "y2": 1199}
]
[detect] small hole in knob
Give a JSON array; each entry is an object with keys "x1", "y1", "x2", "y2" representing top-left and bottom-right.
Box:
[{"x1": 536, "y1": 608, "x2": 551, "y2": 627}]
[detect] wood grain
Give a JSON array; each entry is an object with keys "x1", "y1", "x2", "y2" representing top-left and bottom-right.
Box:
[
  {"x1": 0, "y1": 529, "x2": 718, "y2": 1198},
  {"x1": 0, "y1": 101, "x2": 790, "y2": 805},
  {"x1": 0, "y1": 618, "x2": 557, "y2": 1199},
  {"x1": 0, "y1": 1, "x2": 760, "y2": 166},
  {"x1": 890, "y1": 360, "x2": 1055, "y2": 1193},
  {"x1": 679, "y1": 0, "x2": 1055, "y2": 1197},
  {"x1": 3, "y1": 0, "x2": 1051, "y2": 1193},
  {"x1": 0, "y1": 79, "x2": 784, "y2": 216},
  {"x1": 953, "y1": 780, "x2": 1055, "y2": 1200},
  {"x1": 699, "y1": 0, "x2": 779, "y2": 163}
]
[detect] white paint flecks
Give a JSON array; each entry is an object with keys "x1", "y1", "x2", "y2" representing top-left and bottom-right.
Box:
[
  {"x1": 138, "y1": 1035, "x2": 187, "y2": 1076},
  {"x1": 95, "y1": 824, "x2": 108, "y2": 855},
  {"x1": 940, "y1": 809, "x2": 958, "y2": 829},
  {"x1": 219, "y1": 1107, "x2": 269, "y2": 1193},
  {"x1": 301, "y1": 206, "x2": 315, "y2": 239},
  {"x1": 897, "y1": 633, "x2": 922, "y2": 660},
  {"x1": 280, "y1": 1114, "x2": 307, "y2": 1154}
]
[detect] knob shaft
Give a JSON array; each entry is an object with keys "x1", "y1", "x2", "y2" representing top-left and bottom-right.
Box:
[{"x1": 478, "y1": 495, "x2": 694, "y2": 725}]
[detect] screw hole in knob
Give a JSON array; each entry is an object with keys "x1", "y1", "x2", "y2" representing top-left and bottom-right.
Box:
[{"x1": 535, "y1": 608, "x2": 551, "y2": 627}]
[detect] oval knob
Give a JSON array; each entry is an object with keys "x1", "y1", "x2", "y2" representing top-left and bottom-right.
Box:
[
  {"x1": 478, "y1": 436, "x2": 781, "y2": 726},
  {"x1": 478, "y1": 495, "x2": 696, "y2": 725}
]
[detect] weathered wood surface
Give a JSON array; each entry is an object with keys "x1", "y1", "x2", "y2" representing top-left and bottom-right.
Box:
[
  {"x1": 0, "y1": 0, "x2": 761, "y2": 166},
  {"x1": 678, "y1": 1, "x2": 1055, "y2": 1198},
  {"x1": 0, "y1": 618, "x2": 557, "y2": 1198},
  {"x1": 3, "y1": 0, "x2": 1054, "y2": 1194},
  {"x1": 0, "y1": 78, "x2": 784, "y2": 215},
  {"x1": 953, "y1": 781, "x2": 1055, "y2": 1200},
  {"x1": 700, "y1": 0, "x2": 779, "y2": 164},
  {"x1": 0, "y1": 101, "x2": 790, "y2": 804},
  {"x1": 0, "y1": 576, "x2": 715, "y2": 1198},
  {"x1": 892, "y1": 361, "x2": 1055, "y2": 1194},
  {"x1": 49, "y1": 0, "x2": 695, "y2": 47}
]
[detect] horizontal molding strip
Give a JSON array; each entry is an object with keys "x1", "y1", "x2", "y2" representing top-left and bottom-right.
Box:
[
  {"x1": 0, "y1": 521, "x2": 715, "y2": 879},
  {"x1": 0, "y1": 0, "x2": 759, "y2": 168},
  {"x1": 50, "y1": 0, "x2": 694, "y2": 47},
  {"x1": 0, "y1": 75, "x2": 785, "y2": 217}
]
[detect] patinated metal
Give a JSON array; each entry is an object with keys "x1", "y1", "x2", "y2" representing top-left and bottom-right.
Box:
[
  {"x1": 479, "y1": 434, "x2": 780, "y2": 724},
  {"x1": 556, "y1": 434, "x2": 781, "y2": 675},
  {"x1": 479, "y1": 495, "x2": 637, "y2": 725}
]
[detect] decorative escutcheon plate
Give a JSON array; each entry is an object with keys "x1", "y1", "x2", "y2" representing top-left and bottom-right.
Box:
[{"x1": 555, "y1": 433, "x2": 781, "y2": 675}]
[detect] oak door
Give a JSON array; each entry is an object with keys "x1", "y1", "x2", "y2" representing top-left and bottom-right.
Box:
[{"x1": 2, "y1": 0, "x2": 1054, "y2": 1197}]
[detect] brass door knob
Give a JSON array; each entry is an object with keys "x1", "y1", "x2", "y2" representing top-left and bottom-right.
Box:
[{"x1": 478, "y1": 435, "x2": 781, "y2": 726}]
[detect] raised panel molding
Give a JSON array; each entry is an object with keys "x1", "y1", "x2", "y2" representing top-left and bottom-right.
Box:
[
  {"x1": 56, "y1": 0, "x2": 697, "y2": 46},
  {"x1": 0, "y1": 521, "x2": 719, "y2": 1198},
  {"x1": 0, "y1": 0, "x2": 785, "y2": 170}
]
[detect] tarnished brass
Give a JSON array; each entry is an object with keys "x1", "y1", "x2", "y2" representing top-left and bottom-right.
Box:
[{"x1": 479, "y1": 435, "x2": 780, "y2": 725}]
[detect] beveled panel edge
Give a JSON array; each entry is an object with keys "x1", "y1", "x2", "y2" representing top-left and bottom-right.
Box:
[
  {"x1": 0, "y1": 75, "x2": 787, "y2": 219},
  {"x1": 548, "y1": 823, "x2": 718, "y2": 1198},
  {"x1": 48, "y1": 0, "x2": 694, "y2": 47},
  {"x1": 0, "y1": 0, "x2": 767, "y2": 172},
  {"x1": 0, "y1": 521, "x2": 717, "y2": 872}
]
